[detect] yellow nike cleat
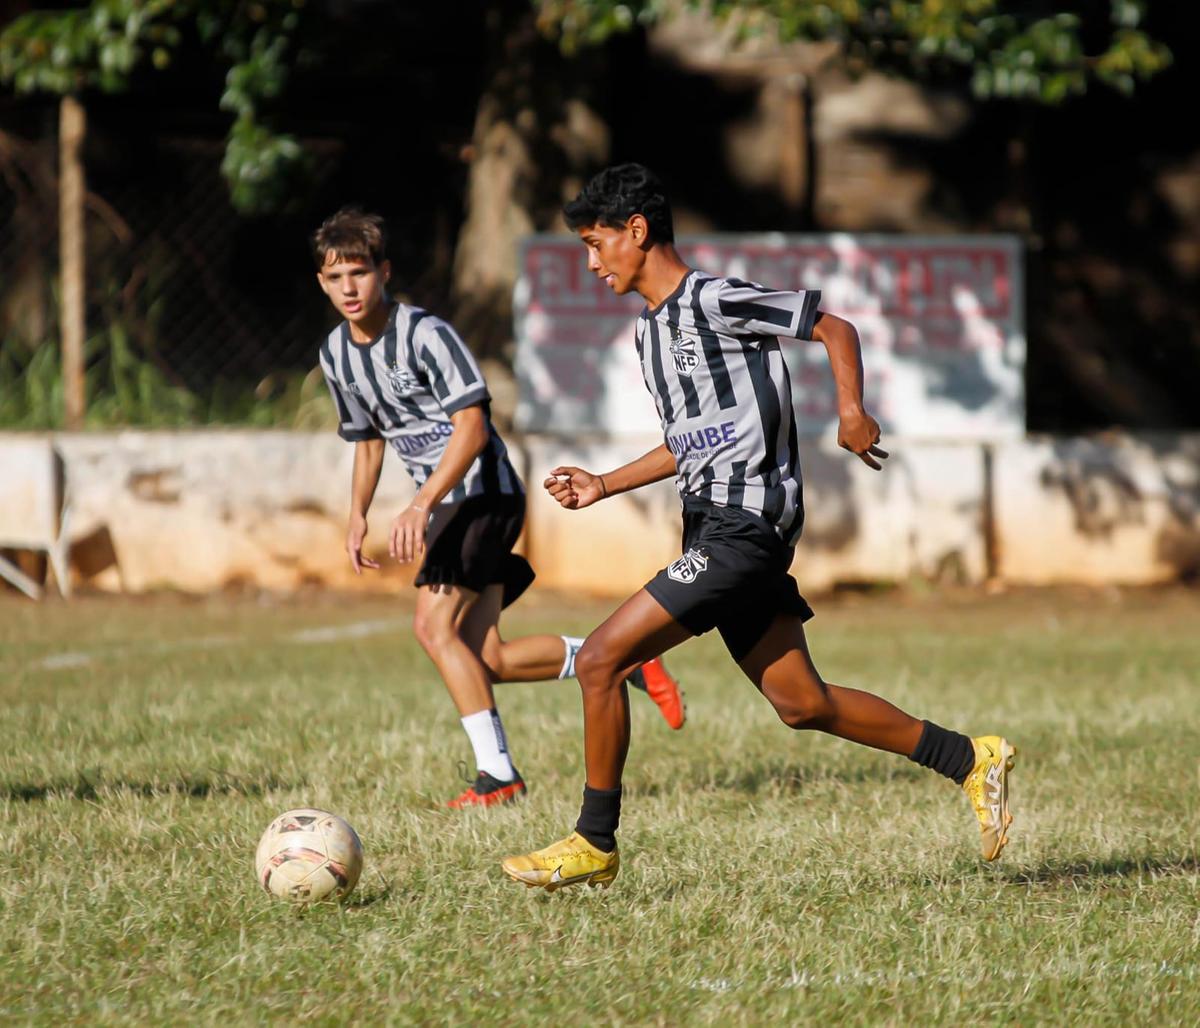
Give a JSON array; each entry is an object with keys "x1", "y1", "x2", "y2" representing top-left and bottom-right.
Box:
[
  {"x1": 501, "y1": 832, "x2": 620, "y2": 892},
  {"x1": 962, "y1": 735, "x2": 1017, "y2": 860}
]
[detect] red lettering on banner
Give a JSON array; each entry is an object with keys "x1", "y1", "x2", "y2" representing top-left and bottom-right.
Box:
[
  {"x1": 528, "y1": 241, "x2": 1013, "y2": 322},
  {"x1": 516, "y1": 235, "x2": 1024, "y2": 438}
]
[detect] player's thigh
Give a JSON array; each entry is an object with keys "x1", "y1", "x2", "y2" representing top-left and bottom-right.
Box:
[
  {"x1": 714, "y1": 554, "x2": 812, "y2": 652},
  {"x1": 577, "y1": 588, "x2": 694, "y2": 680},
  {"x1": 457, "y1": 584, "x2": 504, "y2": 664},
  {"x1": 736, "y1": 613, "x2": 825, "y2": 702}
]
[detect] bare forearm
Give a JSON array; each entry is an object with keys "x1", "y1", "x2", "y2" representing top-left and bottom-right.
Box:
[
  {"x1": 544, "y1": 444, "x2": 675, "y2": 510},
  {"x1": 599, "y1": 444, "x2": 676, "y2": 497},
  {"x1": 351, "y1": 439, "x2": 385, "y2": 517},
  {"x1": 414, "y1": 409, "x2": 488, "y2": 508},
  {"x1": 812, "y1": 311, "x2": 888, "y2": 469},
  {"x1": 814, "y1": 313, "x2": 867, "y2": 415}
]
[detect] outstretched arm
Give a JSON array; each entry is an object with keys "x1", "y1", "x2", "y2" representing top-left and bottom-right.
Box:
[
  {"x1": 544, "y1": 444, "x2": 676, "y2": 510},
  {"x1": 811, "y1": 311, "x2": 889, "y2": 471}
]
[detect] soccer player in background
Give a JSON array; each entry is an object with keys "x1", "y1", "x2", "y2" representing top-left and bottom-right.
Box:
[
  {"x1": 312, "y1": 207, "x2": 685, "y2": 809},
  {"x1": 502, "y1": 165, "x2": 1016, "y2": 888}
]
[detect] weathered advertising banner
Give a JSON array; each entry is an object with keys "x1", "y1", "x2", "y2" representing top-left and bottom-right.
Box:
[{"x1": 513, "y1": 234, "x2": 1024, "y2": 439}]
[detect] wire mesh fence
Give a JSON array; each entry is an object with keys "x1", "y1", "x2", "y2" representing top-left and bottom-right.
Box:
[{"x1": 0, "y1": 124, "x2": 337, "y2": 430}]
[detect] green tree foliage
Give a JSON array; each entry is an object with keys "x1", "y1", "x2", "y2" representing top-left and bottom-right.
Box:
[
  {"x1": 0, "y1": 0, "x2": 310, "y2": 213},
  {"x1": 534, "y1": 0, "x2": 1172, "y2": 102}
]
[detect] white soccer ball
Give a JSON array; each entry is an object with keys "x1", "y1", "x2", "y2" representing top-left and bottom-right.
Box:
[{"x1": 254, "y1": 808, "x2": 364, "y2": 903}]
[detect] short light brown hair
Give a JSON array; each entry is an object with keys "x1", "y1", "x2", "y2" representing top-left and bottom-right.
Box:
[{"x1": 311, "y1": 207, "x2": 388, "y2": 269}]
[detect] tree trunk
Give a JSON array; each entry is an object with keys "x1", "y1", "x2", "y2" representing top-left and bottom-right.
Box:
[
  {"x1": 778, "y1": 72, "x2": 814, "y2": 228},
  {"x1": 59, "y1": 94, "x2": 86, "y2": 429},
  {"x1": 451, "y1": 2, "x2": 608, "y2": 391}
]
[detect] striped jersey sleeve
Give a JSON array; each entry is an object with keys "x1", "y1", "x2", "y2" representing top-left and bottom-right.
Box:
[
  {"x1": 706, "y1": 277, "x2": 821, "y2": 343},
  {"x1": 319, "y1": 336, "x2": 380, "y2": 442},
  {"x1": 413, "y1": 316, "x2": 491, "y2": 416}
]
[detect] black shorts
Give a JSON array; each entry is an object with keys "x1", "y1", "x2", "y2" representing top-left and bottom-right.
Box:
[
  {"x1": 644, "y1": 499, "x2": 813, "y2": 662},
  {"x1": 415, "y1": 493, "x2": 534, "y2": 609}
]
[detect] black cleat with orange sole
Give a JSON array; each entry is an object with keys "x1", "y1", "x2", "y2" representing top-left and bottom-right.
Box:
[{"x1": 446, "y1": 769, "x2": 527, "y2": 809}]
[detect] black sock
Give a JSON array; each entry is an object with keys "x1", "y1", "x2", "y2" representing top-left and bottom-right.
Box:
[
  {"x1": 575, "y1": 784, "x2": 621, "y2": 852},
  {"x1": 908, "y1": 720, "x2": 975, "y2": 785}
]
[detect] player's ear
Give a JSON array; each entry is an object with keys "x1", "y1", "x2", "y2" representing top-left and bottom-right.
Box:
[
  {"x1": 627, "y1": 213, "x2": 651, "y2": 249},
  {"x1": 379, "y1": 259, "x2": 392, "y2": 284},
  {"x1": 316, "y1": 270, "x2": 331, "y2": 297}
]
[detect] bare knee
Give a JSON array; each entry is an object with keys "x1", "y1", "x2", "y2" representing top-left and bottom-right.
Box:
[
  {"x1": 574, "y1": 636, "x2": 622, "y2": 694},
  {"x1": 413, "y1": 609, "x2": 456, "y2": 656},
  {"x1": 480, "y1": 637, "x2": 505, "y2": 680},
  {"x1": 770, "y1": 678, "x2": 835, "y2": 730}
]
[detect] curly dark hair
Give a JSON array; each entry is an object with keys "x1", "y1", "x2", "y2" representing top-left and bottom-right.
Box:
[
  {"x1": 562, "y1": 163, "x2": 674, "y2": 243},
  {"x1": 311, "y1": 207, "x2": 388, "y2": 268}
]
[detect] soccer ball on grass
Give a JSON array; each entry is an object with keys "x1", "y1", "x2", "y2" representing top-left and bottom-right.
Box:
[{"x1": 255, "y1": 808, "x2": 363, "y2": 903}]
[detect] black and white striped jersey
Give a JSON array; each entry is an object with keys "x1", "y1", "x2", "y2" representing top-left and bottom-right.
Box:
[
  {"x1": 635, "y1": 271, "x2": 822, "y2": 545},
  {"x1": 319, "y1": 302, "x2": 523, "y2": 503}
]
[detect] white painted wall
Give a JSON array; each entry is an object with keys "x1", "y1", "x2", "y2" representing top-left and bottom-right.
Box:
[
  {"x1": 993, "y1": 434, "x2": 1200, "y2": 585},
  {"x1": 1, "y1": 430, "x2": 1197, "y2": 596},
  {"x1": 10, "y1": 431, "x2": 418, "y2": 592}
]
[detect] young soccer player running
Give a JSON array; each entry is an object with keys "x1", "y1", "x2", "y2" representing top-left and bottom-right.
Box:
[
  {"x1": 502, "y1": 165, "x2": 1016, "y2": 888},
  {"x1": 312, "y1": 207, "x2": 685, "y2": 809}
]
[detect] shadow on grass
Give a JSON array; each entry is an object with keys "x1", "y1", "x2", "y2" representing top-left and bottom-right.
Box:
[
  {"x1": 342, "y1": 885, "x2": 393, "y2": 910},
  {"x1": 1005, "y1": 854, "x2": 1200, "y2": 884},
  {"x1": 630, "y1": 759, "x2": 922, "y2": 798},
  {"x1": 2, "y1": 773, "x2": 300, "y2": 802}
]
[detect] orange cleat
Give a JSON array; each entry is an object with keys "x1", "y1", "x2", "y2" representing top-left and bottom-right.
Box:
[{"x1": 627, "y1": 657, "x2": 686, "y2": 730}]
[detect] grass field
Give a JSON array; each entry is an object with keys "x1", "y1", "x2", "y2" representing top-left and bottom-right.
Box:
[{"x1": 2, "y1": 586, "x2": 1198, "y2": 1024}]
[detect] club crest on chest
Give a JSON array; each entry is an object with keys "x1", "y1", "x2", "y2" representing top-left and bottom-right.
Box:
[
  {"x1": 668, "y1": 327, "x2": 700, "y2": 377},
  {"x1": 386, "y1": 364, "x2": 420, "y2": 395}
]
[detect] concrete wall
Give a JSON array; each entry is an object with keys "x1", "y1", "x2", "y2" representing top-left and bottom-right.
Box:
[
  {"x1": 994, "y1": 434, "x2": 1200, "y2": 585},
  {"x1": 2, "y1": 430, "x2": 1198, "y2": 596},
  {"x1": 521, "y1": 435, "x2": 989, "y2": 594},
  {"x1": 3, "y1": 431, "x2": 418, "y2": 593}
]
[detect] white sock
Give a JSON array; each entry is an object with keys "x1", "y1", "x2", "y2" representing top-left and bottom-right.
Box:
[
  {"x1": 559, "y1": 636, "x2": 585, "y2": 679},
  {"x1": 461, "y1": 708, "x2": 515, "y2": 782}
]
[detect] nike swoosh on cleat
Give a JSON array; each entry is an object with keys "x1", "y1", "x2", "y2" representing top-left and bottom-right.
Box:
[{"x1": 548, "y1": 865, "x2": 601, "y2": 888}]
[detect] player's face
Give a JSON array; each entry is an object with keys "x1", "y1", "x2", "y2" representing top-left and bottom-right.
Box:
[
  {"x1": 316, "y1": 252, "x2": 390, "y2": 323},
  {"x1": 577, "y1": 221, "x2": 646, "y2": 295}
]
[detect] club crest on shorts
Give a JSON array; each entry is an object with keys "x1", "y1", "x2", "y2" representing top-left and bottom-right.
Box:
[
  {"x1": 667, "y1": 547, "x2": 709, "y2": 584},
  {"x1": 668, "y1": 327, "x2": 700, "y2": 377},
  {"x1": 386, "y1": 363, "x2": 419, "y2": 396}
]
